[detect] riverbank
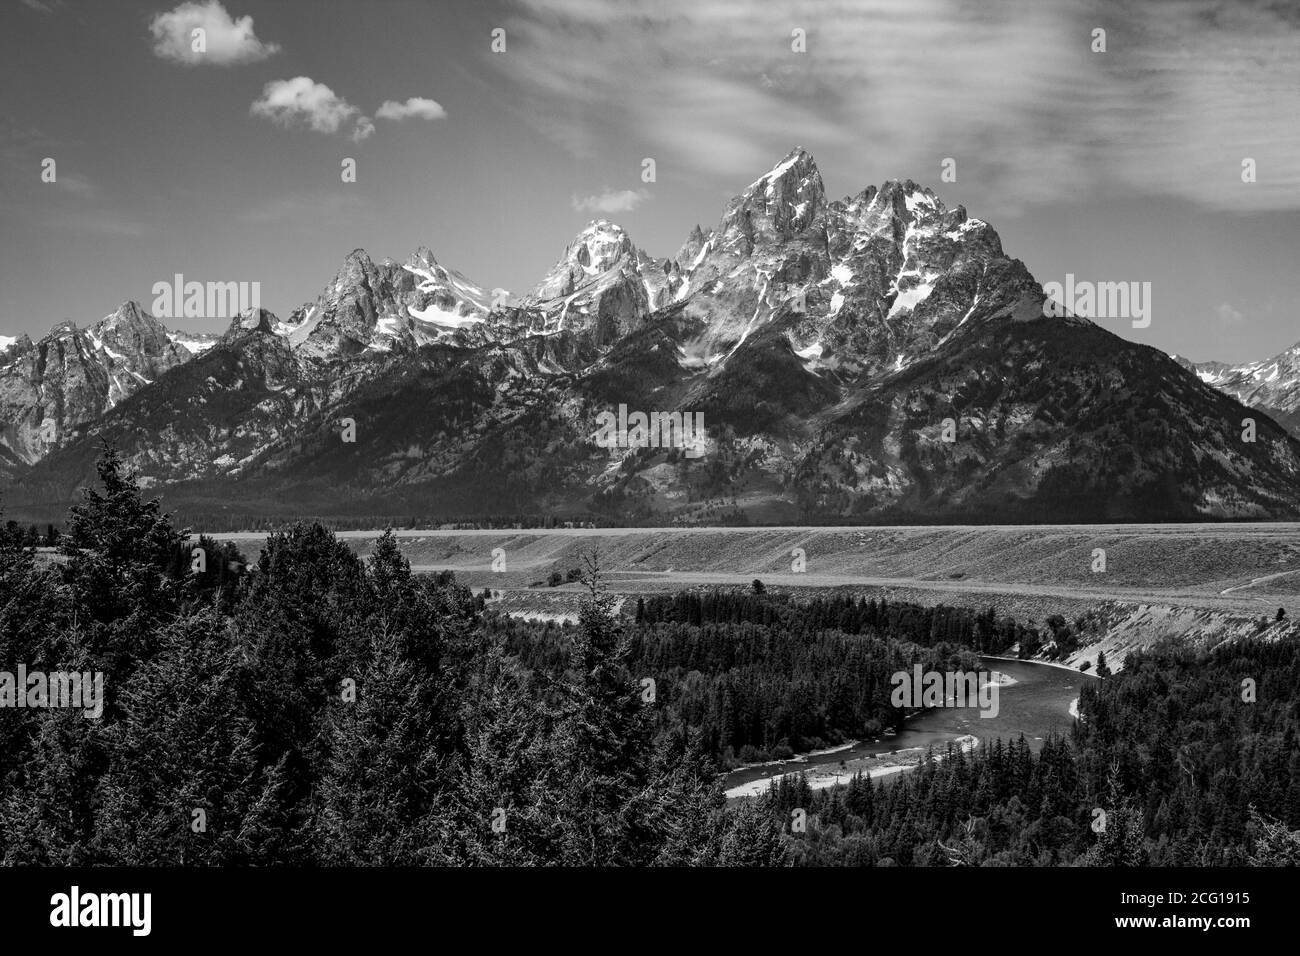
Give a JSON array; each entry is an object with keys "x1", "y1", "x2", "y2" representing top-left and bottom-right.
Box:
[
  {"x1": 725, "y1": 734, "x2": 979, "y2": 799},
  {"x1": 721, "y1": 657, "x2": 1091, "y2": 798}
]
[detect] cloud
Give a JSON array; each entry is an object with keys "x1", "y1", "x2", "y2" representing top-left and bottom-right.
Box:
[
  {"x1": 494, "y1": 0, "x2": 1300, "y2": 212},
  {"x1": 54, "y1": 172, "x2": 94, "y2": 196},
  {"x1": 351, "y1": 116, "x2": 376, "y2": 142},
  {"x1": 251, "y1": 77, "x2": 362, "y2": 135},
  {"x1": 38, "y1": 210, "x2": 148, "y2": 238},
  {"x1": 149, "y1": 1, "x2": 280, "y2": 66},
  {"x1": 571, "y1": 188, "x2": 650, "y2": 214},
  {"x1": 19, "y1": 0, "x2": 61, "y2": 13},
  {"x1": 1216, "y1": 303, "x2": 1246, "y2": 325},
  {"x1": 375, "y1": 97, "x2": 447, "y2": 122}
]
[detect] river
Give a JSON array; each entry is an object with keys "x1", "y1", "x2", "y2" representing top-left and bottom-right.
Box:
[{"x1": 723, "y1": 656, "x2": 1094, "y2": 798}]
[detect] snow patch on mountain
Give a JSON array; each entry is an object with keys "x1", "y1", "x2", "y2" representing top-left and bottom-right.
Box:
[
  {"x1": 888, "y1": 281, "x2": 936, "y2": 318},
  {"x1": 409, "y1": 303, "x2": 486, "y2": 328}
]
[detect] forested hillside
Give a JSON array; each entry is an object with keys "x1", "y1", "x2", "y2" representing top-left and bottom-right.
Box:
[{"x1": 760, "y1": 633, "x2": 1300, "y2": 866}]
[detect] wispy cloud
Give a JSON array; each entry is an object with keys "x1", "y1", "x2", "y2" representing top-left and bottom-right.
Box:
[
  {"x1": 571, "y1": 188, "x2": 650, "y2": 214},
  {"x1": 375, "y1": 97, "x2": 447, "y2": 122},
  {"x1": 53, "y1": 171, "x2": 94, "y2": 196},
  {"x1": 0, "y1": 124, "x2": 94, "y2": 206},
  {"x1": 237, "y1": 191, "x2": 366, "y2": 226},
  {"x1": 351, "y1": 116, "x2": 375, "y2": 142},
  {"x1": 37, "y1": 209, "x2": 148, "y2": 238},
  {"x1": 495, "y1": 0, "x2": 1300, "y2": 212},
  {"x1": 149, "y1": 1, "x2": 280, "y2": 66},
  {"x1": 1216, "y1": 303, "x2": 1246, "y2": 325}
]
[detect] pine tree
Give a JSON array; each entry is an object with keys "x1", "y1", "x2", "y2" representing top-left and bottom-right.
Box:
[
  {"x1": 1080, "y1": 766, "x2": 1148, "y2": 866},
  {"x1": 59, "y1": 444, "x2": 185, "y2": 679},
  {"x1": 92, "y1": 610, "x2": 284, "y2": 865},
  {"x1": 1246, "y1": 806, "x2": 1300, "y2": 865},
  {"x1": 314, "y1": 622, "x2": 457, "y2": 865},
  {"x1": 718, "y1": 799, "x2": 787, "y2": 866}
]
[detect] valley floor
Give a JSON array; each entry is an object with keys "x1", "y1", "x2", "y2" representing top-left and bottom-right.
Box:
[{"x1": 206, "y1": 523, "x2": 1300, "y2": 670}]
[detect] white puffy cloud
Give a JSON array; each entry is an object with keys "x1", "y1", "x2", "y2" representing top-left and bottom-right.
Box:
[
  {"x1": 571, "y1": 188, "x2": 650, "y2": 214},
  {"x1": 149, "y1": 1, "x2": 280, "y2": 66},
  {"x1": 250, "y1": 77, "x2": 362, "y2": 135},
  {"x1": 375, "y1": 97, "x2": 447, "y2": 122}
]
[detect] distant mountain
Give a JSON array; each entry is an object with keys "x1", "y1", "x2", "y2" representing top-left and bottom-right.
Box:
[
  {"x1": 491, "y1": 220, "x2": 682, "y2": 345},
  {"x1": 1175, "y1": 343, "x2": 1300, "y2": 438},
  {"x1": 0, "y1": 302, "x2": 199, "y2": 466},
  {"x1": 273, "y1": 246, "x2": 499, "y2": 360},
  {"x1": 6, "y1": 148, "x2": 1300, "y2": 524}
]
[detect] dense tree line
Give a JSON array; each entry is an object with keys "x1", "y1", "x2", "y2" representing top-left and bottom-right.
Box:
[
  {"x1": 151, "y1": 512, "x2": 622, "y2": 533},
  {"x1": 0, "y1": 521, "x2": 57, "y2": 549},
  {"x1": 0, "y1": 449, "x2": 780, "y2": 865},
  {"x1": 634, "y1": 590, "x2": 1029, "y2": 655},
  {"x1": 488, "y1": 594, "x2": 1001, "y2": 765},
  {"x1": 2, "y1": 448, "x2": 1297, "y2": 866}
]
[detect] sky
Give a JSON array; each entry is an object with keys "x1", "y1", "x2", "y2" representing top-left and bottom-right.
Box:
[{"x1": 1, "y1": 0, "x2": 1298, "y2": 364}]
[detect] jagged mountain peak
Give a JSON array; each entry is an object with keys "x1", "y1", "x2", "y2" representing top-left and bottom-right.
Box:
[
  {"x1": 676, "y1": 224, "x2": 714, "y2": 269},
  {"x1": 225, "y1": 307, "x2": 280, "y2": 337},
  {"x1": 718, "y1": 148, "x2": 826, "y2": 248},
  {"x1": 876, "y1": 178, "x2": 941, "y2": 215},
  {"x1": 524, "y1": 220, "x2": 638, "y2": 303},
  {"x1": 0, "y1": 333, "x2": 31, "y2": 357},
  {"x1": 749, "y1": 147, "x2": 821, "y2": 191},
  {"x1": 668, "y1": 154, "x2": 1038, "y2": 378},
  {"x1": 0, "y1": 301, "x2": 194, "y2": 466},
  {"x1": 561, "y1": 220, "x2": 636, "y2": 275},
  {"x1": 499, "y1": 219, "x2": 653, "y2": 343},
  {"x1": 405, "y1": 245, "x2": 440, "y2": 268},
  {"x1": 92, "y1": 301, "x2": 171, "y2": 341},
  {"x1": 332, "y1": 248, "x2": 379, "y2": 285}
]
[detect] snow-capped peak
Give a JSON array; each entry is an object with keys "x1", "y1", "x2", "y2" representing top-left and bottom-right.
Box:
[
  {"x1": 747, "y1": 147, "x2": 819, "y2": 192},
  {"x1": 566, "y1": 220, "x2": 635, "y2": 276}
]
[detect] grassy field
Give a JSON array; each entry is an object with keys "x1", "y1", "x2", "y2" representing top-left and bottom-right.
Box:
[
  {"x1": 202, "y1": 523, "x2": 1300, "y2": 673},
  {"x1": 206, "y1": 523, "x2": 1300, "y2": 611}
]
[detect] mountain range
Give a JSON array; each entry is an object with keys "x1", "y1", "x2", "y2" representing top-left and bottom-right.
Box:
[
  {"x1": 4, "y1": 148, "x2": 1300, "y2": 526},
  {"x1": 1174, "y1": 346, "x2": 1300, "y2": 440}
]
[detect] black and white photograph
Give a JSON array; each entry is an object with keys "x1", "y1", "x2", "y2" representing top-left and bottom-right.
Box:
[{"x1": 0, "y1": 0, "x2": 1296, "y2": 940}]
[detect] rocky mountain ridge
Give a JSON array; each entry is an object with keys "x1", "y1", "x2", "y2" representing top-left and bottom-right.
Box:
[{"x1": 5, "y1": 148, "x2": 1299, "y2": 524}]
